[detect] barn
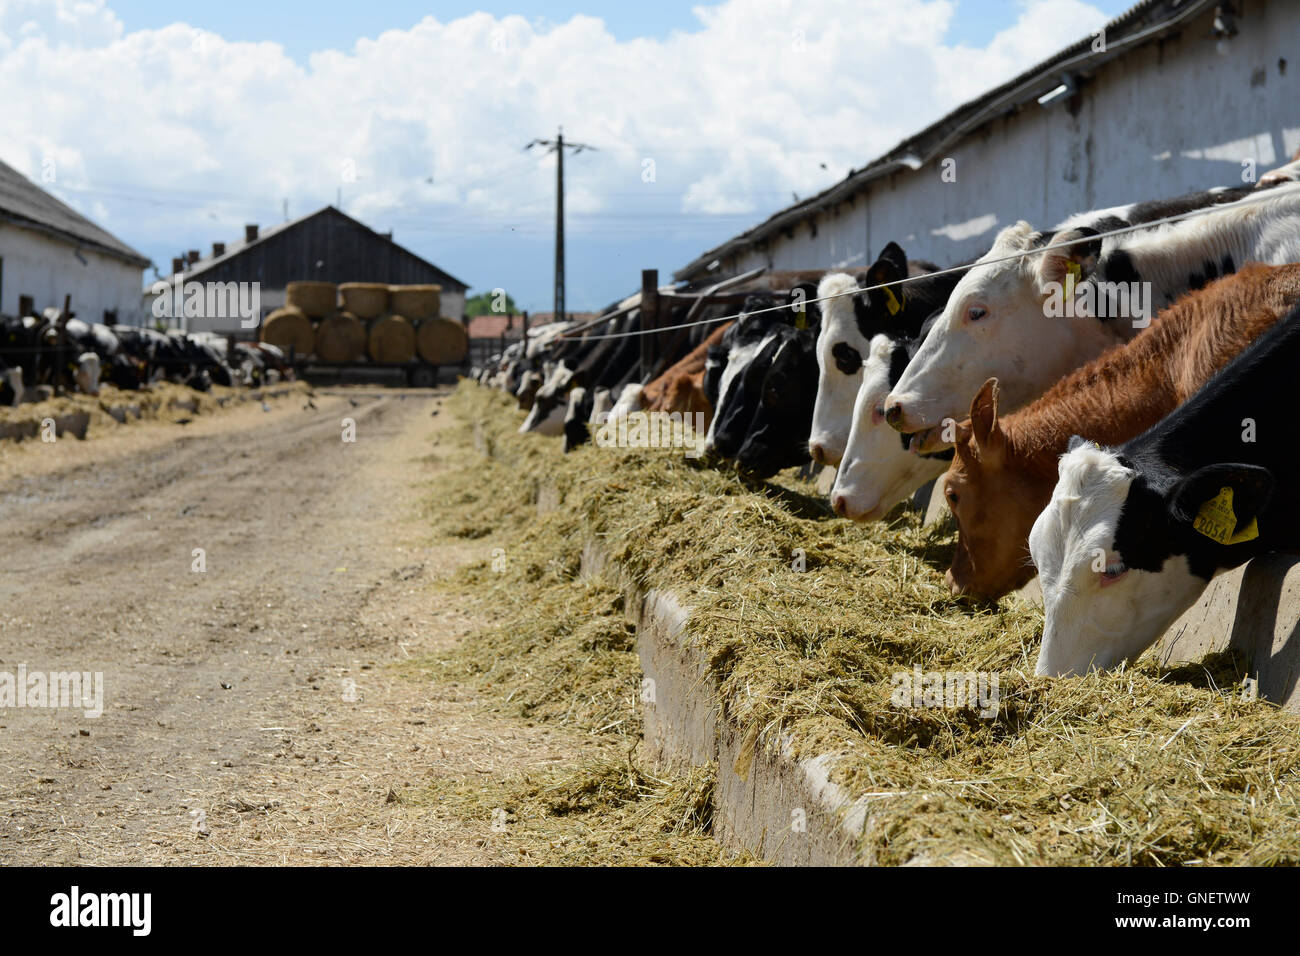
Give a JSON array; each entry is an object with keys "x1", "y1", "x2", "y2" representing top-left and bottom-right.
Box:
[
  {"x1": 0, "y1": 157, "x2": 149, "y2": 325},
  {"x1": 148, "y1": 205, "x2": 470, "y2": 333},
  {"x1": 675, "y1": 0, "x2": 1299, "y2": 282}
]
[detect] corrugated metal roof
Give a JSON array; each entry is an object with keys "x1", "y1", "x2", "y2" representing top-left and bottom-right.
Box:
[
  {"x1": 673, "y1": 0, "x2": 1217, "y2": 281},
  {"x1": 0, "y1": 157, "x2": 150, "y2": 267}
]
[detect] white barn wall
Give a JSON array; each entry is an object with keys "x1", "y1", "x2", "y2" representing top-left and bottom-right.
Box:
[
  {"x1": 717, "y1": 1, "x2": 1299, "y2": 276},
  {"x1": 0, "y1": 223, "x2": 144, "y2": 323}
]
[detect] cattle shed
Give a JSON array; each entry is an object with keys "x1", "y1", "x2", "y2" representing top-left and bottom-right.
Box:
[
  {"x1": 675, "y1": 0, "x2": 1300, "y2": 282},
  {"x1": 148, "y1": 206, "x2": 469, "y2": 333},
  {"x1": 0, "y1": 158, "x2": 150, "y2": 325}
]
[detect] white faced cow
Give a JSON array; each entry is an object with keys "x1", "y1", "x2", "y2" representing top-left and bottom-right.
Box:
[{"x1": 886, "y1": 182, "x2": 1300, "y2": 452}]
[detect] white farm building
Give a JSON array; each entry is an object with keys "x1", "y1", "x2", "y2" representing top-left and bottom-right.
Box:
[
  {"x1": 675, "y1": 0, "x2": 1300, "y2": 282},
  {"x1": 0, "y1": 158, "x2": 149, "y2": 324}
]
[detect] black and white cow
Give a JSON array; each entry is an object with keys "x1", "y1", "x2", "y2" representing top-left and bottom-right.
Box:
[
  {"x1": 731, "y1": 284, "x2": 825, "y2": 478},
  {"x1": 808, "y1": 245, "x2": 964, "y2": 467},
  {"x1": 1029, "y1": 300, "x2": 1300, "y2": 676}
]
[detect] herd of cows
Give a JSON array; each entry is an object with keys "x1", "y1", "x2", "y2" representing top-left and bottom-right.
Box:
[
  {"x1": 475, "y1": 155, "x2": 1300, "y2": 680},
  {"x1": 0, "y1": 308, "x2": 293, "y2": 406}
]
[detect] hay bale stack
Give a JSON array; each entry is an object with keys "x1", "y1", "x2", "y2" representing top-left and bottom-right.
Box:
[
  {"x1": 389, "y1": 284, "x2": 442, "y2": 322},
  {"x1": 368, "y1": 314, "x2": 416, "y2": 363},
  {"x1": 315, "y1": 310, "x2": 367, "y2": 363},
  {"x1": 340, "y1": 282, "x2": 390, "y2": 320},
  {"x1": 260, "y1": 306, "x2": 315, "y2": 356},
  {"x1": 285, "y1": 281, "x2": 338, "y2": 318},
  {"x1": 416, "y1": 317, "x2": 468, "y2": 364}
]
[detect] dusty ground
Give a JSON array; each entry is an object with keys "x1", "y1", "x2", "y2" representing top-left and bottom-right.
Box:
[{"x1": 0, "y1": 386, "x2": 604, "y2": 864}]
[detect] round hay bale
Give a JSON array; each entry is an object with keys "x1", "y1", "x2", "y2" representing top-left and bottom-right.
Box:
[
  {"x1": 415, "y1": 317, "x2": 468, "y2": 365},
  {"x1": 388, "y1": 284, "x2": 441, "y2": 322},
  {"x1": 368, "y1": 314, "x2": 416, "y2": 364},
  {"x1": 339, "y1": 282, "x2": 390, "y2": 320},
  {"x1": 315, "y1": 310, "x2": 367, "y2": 363},
  {"x1": 260, "y1": 306, "x2": 315, "y2": 356},
  {"x1": 285, "y1": 281, "x2": 337, "y2": 318}
]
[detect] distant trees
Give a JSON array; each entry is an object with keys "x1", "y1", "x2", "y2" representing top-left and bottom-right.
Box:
[{"x1": 466, "y1": 290, "x2": 518, "y2": 316}]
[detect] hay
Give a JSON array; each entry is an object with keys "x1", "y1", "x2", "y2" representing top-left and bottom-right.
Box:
[
  {"x1": 389, "y1": 284, "x2": 441, "y2": 322},
  {"x1": 314, "y1": 310, "x2": 367, "y2": 363},
  {"x1": 415, "y1": 317, "x2": 468, "y2": 365},
  {"x1": 367, "y1": 314, "x2": 416, "y2": 364},
  {"x1": 423, "y1": 382, "x2": 1300, "y2": 866},
  {"x1": 260, "y1": 306, "x2": 315, "y2": 356},
  {"x1": 285, "y1": 281, "x2": 337, "y2": 318},
  {"x1": 339, "y1": 282, "x2": 390, "y2": 320}
]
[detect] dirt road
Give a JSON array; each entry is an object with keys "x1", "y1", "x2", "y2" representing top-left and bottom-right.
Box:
[{"x1": 0, "y1": 388, "x2": 595, "y2": 864}]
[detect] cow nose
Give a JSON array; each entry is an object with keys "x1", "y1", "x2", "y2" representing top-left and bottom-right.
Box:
[
  {"x1": 809, "y1": 442, "x2": 826, "y2": 465},
  {"x1": 884, "y1": 402, "x2": 903, "y2": 427},
  {"x1": 831, "y1": 494, "x2": 847, "y2": 517}
]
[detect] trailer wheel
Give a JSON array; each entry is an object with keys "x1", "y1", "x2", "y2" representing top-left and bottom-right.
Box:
[{"x1": 408, "y1": 365, "x2": 437, "y2": 389}]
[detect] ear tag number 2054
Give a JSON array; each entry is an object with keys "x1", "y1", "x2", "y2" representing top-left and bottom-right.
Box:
[{"x1": 1193, "y1": 486, "x2": 1259, "y2": 546}]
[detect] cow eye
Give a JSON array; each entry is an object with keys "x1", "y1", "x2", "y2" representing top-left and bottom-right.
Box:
[
  {"x1": 945, "y1": 486, "x2": 959, "y2": 505},
  {"x1": 831, "y1": 343, "x2": 861, "y2": 374},
  {"x1": 966, "y1": 306, "x2": 988, "y2": 322}
]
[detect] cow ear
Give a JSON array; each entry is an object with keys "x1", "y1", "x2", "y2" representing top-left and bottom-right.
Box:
[
  {"x1": 968, "y1": 378, "x2": 1002, "y2": 451},
  {"x1": 865, "y1": 243, "x2": 908, "y2": 316},
  {"x1": 1038, "y1": 227, "x2": 1102, "y2": 291},
  {"x1": 1168, "y1": 463, "x2": 1275, "y2": 540}
]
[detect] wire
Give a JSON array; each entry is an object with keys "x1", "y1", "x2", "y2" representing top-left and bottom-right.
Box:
[{"x1": 557, "y1": 185, "x2": 1297, "y2": 340}]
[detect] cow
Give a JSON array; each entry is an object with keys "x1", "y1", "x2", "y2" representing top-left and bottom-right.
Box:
[
  {"x1": 734, "y1": 322, "x2": 820, "y2": 479},
  {"x1": 830, "y1": 313, "x2": 953, "y2": 520},
  {"x1": 1030, "y1": 297, "x2": 1300, "y2": 676},
  {"x1": 883, "y1": 179, "x2": 1292, "y2": 451},
  {"x1": 943, "y1": 263, "x2": 1300, "y2": 600},
  {"x1": 703, "y1": 290, "x2": 814, "y2": 463},
  {"x1": 807, "y1": 246, "x2": 962, "y2": 468}
]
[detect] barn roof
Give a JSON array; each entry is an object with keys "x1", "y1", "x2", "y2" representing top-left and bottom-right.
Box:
[
  {"x1": 674, "y1": 0, "x2": 1218, "y2": 281},
  {"x1": 0, "y1": 157, "x2": 150, "y2": 268},
  {"x1": 162, "y1": 205, "x2": 470, "y2": 292}
]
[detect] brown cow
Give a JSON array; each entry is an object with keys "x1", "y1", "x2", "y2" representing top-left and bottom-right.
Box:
[
  {"x1": 621, "y1": 320, "x2": 732, "y2": 417},
  {"x1": 943, "y1": 262, "x2": 1300, "y2": 600}
]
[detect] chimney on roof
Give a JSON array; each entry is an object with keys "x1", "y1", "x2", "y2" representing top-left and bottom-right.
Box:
[
  {"x1": 212, "y1": 241, "x2": 226, "y2": 257},
  {"x1": 171, "y1": 257, "x2": 184, "y2": 275},
  {"x1": 187, "y1": 250, "x2": 200, "y2": 266},
  {"x1": 245, "y1": 223, "x2": 259, "y2": 242}
]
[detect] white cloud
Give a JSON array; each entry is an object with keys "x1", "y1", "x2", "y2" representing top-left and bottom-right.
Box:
[{"x1": 0, "y1": 0, "x2": 1112, "y2": 292}]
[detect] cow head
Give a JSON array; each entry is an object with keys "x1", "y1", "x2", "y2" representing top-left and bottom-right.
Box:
[
  {"x1": 703, "y1": 295, "x2": 785, "y2": 458},
  {"x1": 735, "y1": 329, "x2": 818, "y2": 479},
  {"x1": 519, "y1": 362, "x2": 572, "y2": 436},
  {"x1": 809, "y1": 246, "x2": 910, "y2": 466},
  {"x1": 515, "y1": 370, "x2": 544, "y2": 410},
  {"x1": 75, "y1": 351, "x2": 102, "y2": 395},
  {"x1": 943, "y1": 379, "x2": 1041, "y2": 598},
  {"x1": 885, "y1": 223, "x2": 1108, "y2": 449},
  {"x1": 1, "y1": 366, "x2": 23, "y2": 406},
  {"x1": 831, "y1": 333, "x2": 947, "y2": 521},
  {"x1": 563, "y1": 386, "x2": 591, "y2": 452},
  {"x1": 1029, "y1": 442, "x2": 1272, "y2": 676}
]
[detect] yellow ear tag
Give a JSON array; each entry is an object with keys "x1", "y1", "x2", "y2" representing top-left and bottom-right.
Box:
[
  {"x1": 794, "y1": 307, "x2": 808, "y2": 330},
  {"x1": 882, "y1": 286, "x2": 903, "y2": 316},
  {"x1": 1193, "y1": 486, "x2": 1260, "y2": 545}
]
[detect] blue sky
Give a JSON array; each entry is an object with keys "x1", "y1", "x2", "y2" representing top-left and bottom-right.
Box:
[{"x1": 5, "y1": 0, "x2": 1134, "y2": 313}]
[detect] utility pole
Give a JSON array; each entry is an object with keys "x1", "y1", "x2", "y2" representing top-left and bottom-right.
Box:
[{"x1": 525, "y1": 127, "x2": 595, "y2": 322}]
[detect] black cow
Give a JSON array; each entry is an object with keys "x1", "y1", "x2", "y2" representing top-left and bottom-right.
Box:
[{"x1": 1030, "y1": 300, "x2": 1300, "y2": 676}]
